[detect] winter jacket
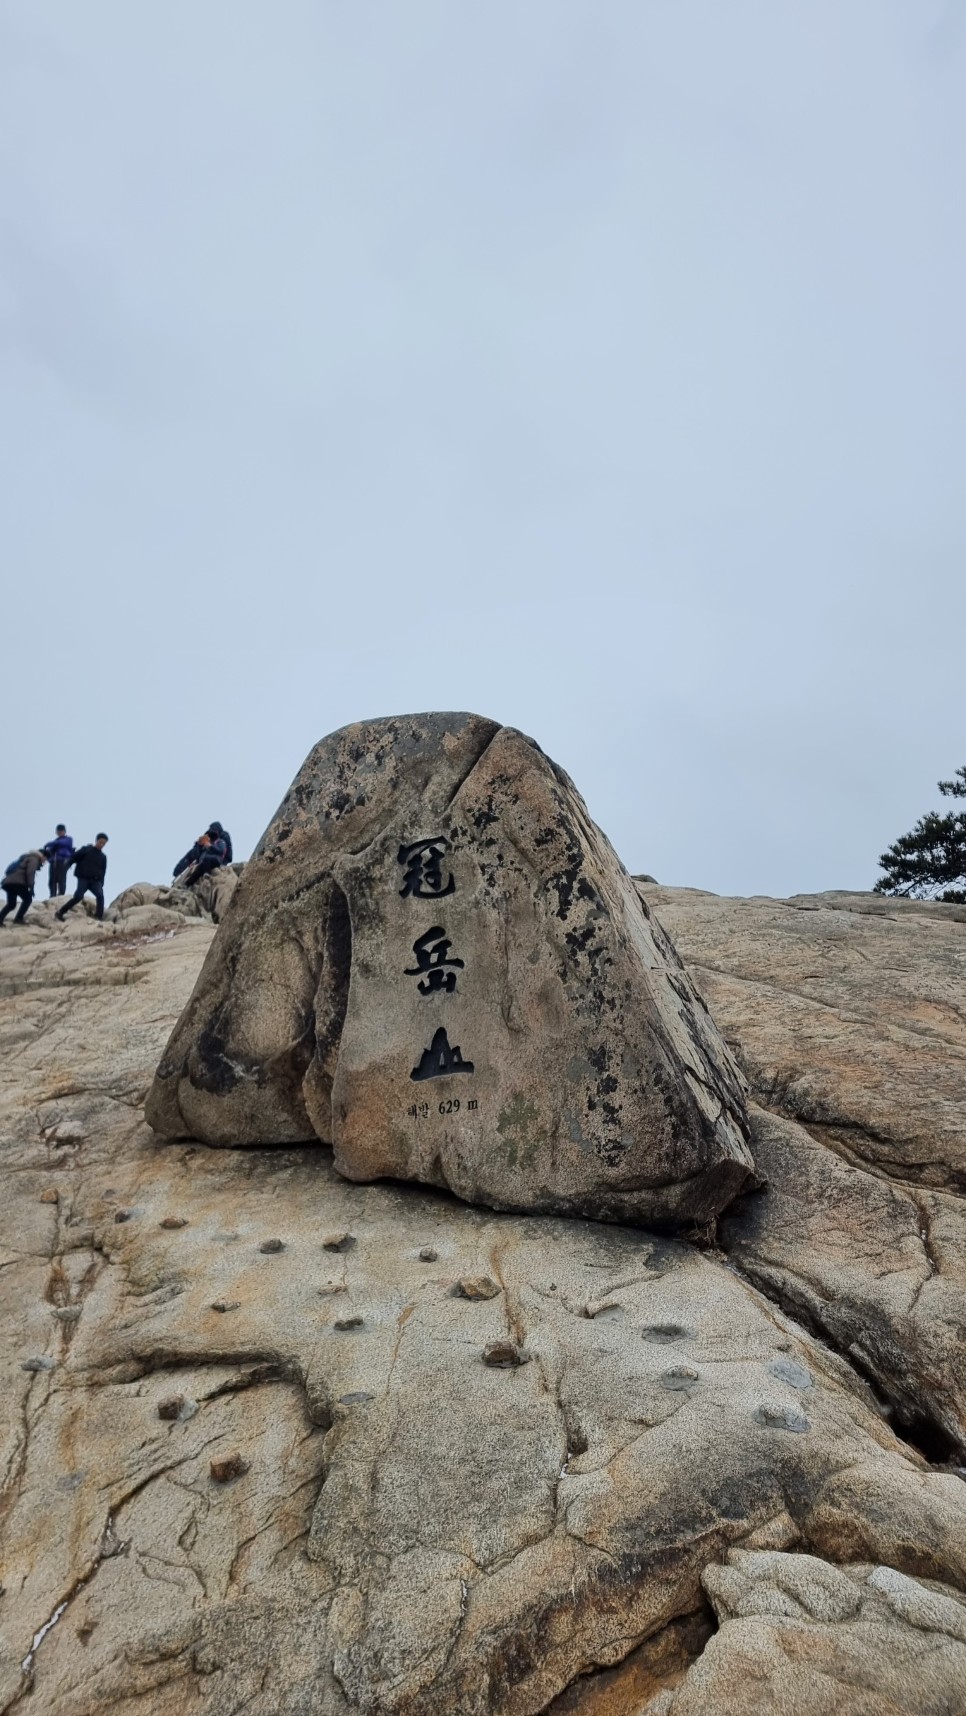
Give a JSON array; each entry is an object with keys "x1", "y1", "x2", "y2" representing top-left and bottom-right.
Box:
[
  {"x1": 207, "y1": 823, "x2": 233, "y2": 863},
  {"x1": 175, "y1": 837, "x2": 227, "y2": 879},
  {"x1": 4, "y1": 852, "x2": 45, "y2": 891},
  {"x1": 43, "y1": 834, "x2": 75, "y2": 866},
  {"x1": 72, "y1": 845, "x2": 107, "y2": 885}
]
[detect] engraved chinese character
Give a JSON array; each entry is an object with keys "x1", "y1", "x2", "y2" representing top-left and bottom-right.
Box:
[
  {"x1": 411, "y1": 1027, "x2": 475, "y2": 1082},
  {"x1": 405, "y1": 926, "x2": 465, "y2": 995},
  {"x1": 397, "y1": 837, "x2": 455, "y2": 899}
]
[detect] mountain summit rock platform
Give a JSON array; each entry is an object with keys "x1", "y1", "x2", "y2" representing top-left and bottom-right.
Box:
[
  {"x1": 146, "y1": 713, "x2": 755, "y2": 1225},
  {"x1": 2, "y1": 887, "x2": 965, "y2": 1714}
]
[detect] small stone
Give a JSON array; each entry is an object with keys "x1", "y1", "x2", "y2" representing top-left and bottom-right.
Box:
[
  {"x1": 482, "y1": 1340, "x2": 530, "y2": 1368},
  {"x1": 333, "y1": 1314, "x2": 364, "y2": 1331},
  {"x1": 52, "y1": 1306, "x2": 82, "y2": 1323},
  {"x1": 210, "y1": 1453, "x2": 249, "y2": 1483},
  {"x1": 318, "y1": 1282, "x2": 347, "y2": 1297},
  {"x1": 160, "y1": 1216, "x2": 189, "y2": 1230},
  {"x1": 323, "y1": 1233, "x2": 356, "y2": 1253},
  {"x1": 339, "y1": 1391, "x2": 374, "y2": 1405},
  {"x1": 642, "y1": 1324, "x2": 689, "y2": 1345},
  {"x1": 755, "y1": 1403, "x2": 811, "y2": 1434},
  {"x1": 157, "y1": 1393, "x2": 185, "y2": 1421},
  {"x1": 46, "y1": 1121, "x2": 85, "y2": 1144},
  {"x1": 659, "y1": 1366, "x2": 700, "y2": 1391},
  {"x1": 211, "y1": 1299, "x2": 241, "y2": 1314},
  {"x1": 417, "y1": 1246, "x2": 438, "y2": 1263},
  {"x1": 455, "y1": 1275, "x2": 501, "y2": 1300},
  {"x1": 584, "y1": 1301, "x2": 623, "y2": 1321},
  {"x1": 768, "y1": 1357, "x2": 813, "y2": 1390},
  {"x1": 259, "y1": 1237, "x2": 285, "y2": 1254},
  {"x1": 114, "y1": 1209, "x2": 135, "y2": 1224},
  {"x1": 39, "y1": 1188, "x2": 59, "y2": 1205},
  {"x1": 21, "y1": 1356, "x2": 55, "y2": 1373}
]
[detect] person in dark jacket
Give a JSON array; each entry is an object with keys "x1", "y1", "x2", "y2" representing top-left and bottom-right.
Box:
[
  {"x1": 207, "y1": 821, "x2": 232, "y2": 863},
  {"x1": 56, "y1": 835, "x2": 109, "y2": 923},
  {"x1": 43, "y1": 825, "x2": 75, "y2": 897},
  {"x1": 173, "y1": 829, "x2": 228, "y2": 887},
  {"x1": 0, "y1": 851, "x2": 47, "y2": 925}
]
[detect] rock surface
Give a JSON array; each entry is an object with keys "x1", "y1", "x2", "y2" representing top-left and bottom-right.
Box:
[
  {"x1": 639, "y1": 885, "x2": 966, "y2": 1462},
  {"x1": 643, "y1": 1550, "x2": 966, "y2": 1715},
  {"x1": 0, "y1": 884, "x2": 963, "y2": 1714},
  {"x1": 147, "y1": 714, "x2": 754, "y2": 1226}
]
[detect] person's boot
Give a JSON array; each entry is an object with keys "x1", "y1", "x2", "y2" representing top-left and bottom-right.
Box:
[{"x1": 55, "y1": 908, "x2": 67, "y2": 922}]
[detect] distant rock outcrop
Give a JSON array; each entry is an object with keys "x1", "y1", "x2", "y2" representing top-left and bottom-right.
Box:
[{"x1": 146, "y1": 713, "x2": 755, "y2": 1226}]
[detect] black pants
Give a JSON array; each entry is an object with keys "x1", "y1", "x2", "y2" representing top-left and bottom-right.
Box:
[
  {"x1": 187, "y1": 855, "x2": 222, "y2": 885},
  {"x1": 48, "y1": 861, "x2": 69, "y2": 897},
  {"x1": 59, "y1": 881, "x2": 104, "y2": 921},
  {"x1": 0, "y1": 885, "x2": 32, "y2": 924}
]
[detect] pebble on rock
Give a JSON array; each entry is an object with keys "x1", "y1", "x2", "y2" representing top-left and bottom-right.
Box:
[
  {"x1": 755, "y1": 1403, "x2": 811, "y2": 1434},
  {"x1": 21, "y1": 1356, "x2": 55, "y2": 1373},
  {"x1": 259, "y1": 1238, "x2": 285, "y2": 1254},
  {"x1": 39, "y1": 1188, "x2": 59, "y2": 1205},
  {"x1": 333, "y1": 1314, "x2": 364, "y2": 1331},
  {"x1": 482, "y1": 1340, "x2": 530, "y2": 1368},
  {"x1": 157, "y1": 1394, "x2": 185, "y2": 1421},
  {"x1": 159, "y1": 1216, "x2": 189, "y2": 1229},
  {"x1": 768, "y1": 1357, "x2": 814, "y2": 1390},
  {"x1": 659, "y1": 1366, "x2": 700, "y2": 1391},
  {"x1": 211, "y1": 1299, "x2": 241, "y2": 1314},
  {"x1": 455, "y1": 1275, "x2": 501, "y2": 1300},
  {"x1": 210, "y1": 1453, "x2": 249, "y2": 1483},
  {"x1": 323, "y1": 1233, "x2": 356, "y2": 1253},
  {"x1": 417, "y1": 1246, "x2": 438, "y2": 1263}
]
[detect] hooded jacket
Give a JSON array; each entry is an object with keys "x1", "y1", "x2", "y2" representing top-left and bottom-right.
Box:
[
  {"x1": 4, "y1": 852, "x2": 45, "y2": 891},
  {"x1": 207, "y1": 823, "x2": 233, "y2": 863}
]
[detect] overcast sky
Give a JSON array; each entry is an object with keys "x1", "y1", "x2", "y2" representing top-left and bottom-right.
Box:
[{"x1": 1, "y1": 2, "x2": 963, "y2": 901}]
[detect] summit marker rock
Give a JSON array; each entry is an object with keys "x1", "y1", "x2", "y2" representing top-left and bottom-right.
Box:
[{"x1": 146, "y1": 713, "x2": 755, "y2": 1223}]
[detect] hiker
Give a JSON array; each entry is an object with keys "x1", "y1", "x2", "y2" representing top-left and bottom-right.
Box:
[
  {"x1": 43, "y1": 825, "x2": 75, "y2": 897},
  {"x1": 0, "y1": 850, "x2": 48, "y2": 926},
  {"x1": 207, "y1": 821, "x2": 232, "y2": 863},
  {"x1": 173, "y1": 827, "x2": 228, "y2": 887},
  {"x1": 56, "y1": 835, "x2": 109, "y2": 923}
]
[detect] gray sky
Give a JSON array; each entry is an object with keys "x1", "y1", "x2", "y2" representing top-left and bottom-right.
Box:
[{"x1": 2, "y1": 1, "x2": 964, "y2": 901}]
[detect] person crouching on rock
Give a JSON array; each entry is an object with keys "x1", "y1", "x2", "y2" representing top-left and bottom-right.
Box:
[
  {"x1": 56, "y1": 834, "x2": 109, "y2": 924},
  {"x1": 173, "y1": 829, "x2": 227, "y2": 888},
  {"x1": 0, "y1": 850, "x2": 48, "y2": 926}
]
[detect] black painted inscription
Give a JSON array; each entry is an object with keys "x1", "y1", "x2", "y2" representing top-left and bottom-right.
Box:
[
  {"x1": 398, "y1": 838, "x2": 454, "y2": 899},
  {"x1": 411, "y1": 1027, "x2": 475, "y2": 1081},
  {"x1": 405, "y1": 927, "x2": 464, "y2": 995}
]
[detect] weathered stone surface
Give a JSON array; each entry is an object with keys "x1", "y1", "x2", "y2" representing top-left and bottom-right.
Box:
[
  {"x1": 147, "y1": 715, "x2": 755, "y2": 1226},
  {"x1": 2, "y1": 882, "x2": 964, "y2": 1716},
  {"x1": 640, "y1": 885, "x2": 966, "y2": 1190},
  {"x1": 644, "y1": 1550, "x2": 966, "y2": 1715},
  {"x1": 639, "y1": 884, "x2": 966, "y2": 1460}
]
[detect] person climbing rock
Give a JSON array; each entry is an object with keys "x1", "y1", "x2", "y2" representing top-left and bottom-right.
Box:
[
  {"x1": 56, "y1": 834, "x2": 109, "y2": 923},
  {"x1": 43, "y1": 824, "x2": 75, "y2": 897},
  {"x1": 173, "y1": 828, "x2": 228, "y2": 887},
  {"x1": 0, "y1": 850, "x2": 47, "y2": 925}
]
